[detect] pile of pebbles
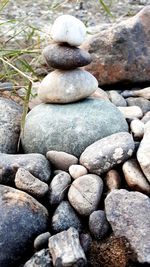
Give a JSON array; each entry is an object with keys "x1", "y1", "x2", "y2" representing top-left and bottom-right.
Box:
[
  {"x1": 38, "y1": 14, "x2": 98, "y2": 104},
  {"x1": 0, "y1": 14, "x2": 150, "y2": 267}
]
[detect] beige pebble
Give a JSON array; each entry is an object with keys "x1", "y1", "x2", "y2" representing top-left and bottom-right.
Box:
[
  {"x1": 122, "y1": 159, "x2": 150, "y2": 194},
  {"x1": 117, "y1": 106, "x2": 143, "y2": 119},
  {"x1": 130, "y1": 119, "x2": 144, "y2": 139},
  {"x1": 90, "y1": 88, "x2": 109, "y2": 100},
  {"x1": 69, "y1": 164, "x2": 88, "y2": 179},
  {"x1": 105, "y1": 169, "x2": 121, "y2": 192},
  {"x1": 46, "y1": 150, "x2": 78, "y2": 171}
]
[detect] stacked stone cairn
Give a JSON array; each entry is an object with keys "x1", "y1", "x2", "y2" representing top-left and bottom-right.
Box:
[{"x1": 38, "y1": 14, "x2": 98, "y2": 104}]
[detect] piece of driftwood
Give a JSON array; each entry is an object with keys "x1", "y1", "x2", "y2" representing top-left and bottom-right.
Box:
[{"x1": 48, "y1": 227, "x2": 87, "y2": 267}]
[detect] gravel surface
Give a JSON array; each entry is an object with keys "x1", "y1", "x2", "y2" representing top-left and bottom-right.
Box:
[{"x1": 1, "y1": 0, "x2": 150, "y2": 41}]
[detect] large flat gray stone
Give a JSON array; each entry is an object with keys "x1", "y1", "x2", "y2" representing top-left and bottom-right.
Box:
[{"x1": 21, "y1": 99, "x2": 128, "y2": 157}]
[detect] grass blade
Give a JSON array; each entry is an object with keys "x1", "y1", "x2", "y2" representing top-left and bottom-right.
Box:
[{"x1": 99, "y1": 0, "x2": 114, "y2": 17}]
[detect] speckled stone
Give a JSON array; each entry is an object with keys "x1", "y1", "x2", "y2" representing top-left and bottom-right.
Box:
[{"x1": 80, "y1": 132, "x2": 134, "y2": 175}]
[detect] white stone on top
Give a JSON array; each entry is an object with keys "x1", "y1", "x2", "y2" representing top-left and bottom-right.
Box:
[{"x1": 51, "y1": 15, "x2": 86, "y2": 46}]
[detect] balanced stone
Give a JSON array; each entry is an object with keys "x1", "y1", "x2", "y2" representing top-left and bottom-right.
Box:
[
  {"x1": 21, "y1": 99, "x2": 128, "y2": 157},
  {"x1": 43, "y1": 44, "x2": 91, "y2": 69},
  {"x1": 38, "y1": 69, "x2": 98, "y2": 103},
  {"x1": 51, "y1": 15, "x2": 86, "y2": 46},
  {"x1": 0, "y1": 185, "x2": 49, "y2": 267}
]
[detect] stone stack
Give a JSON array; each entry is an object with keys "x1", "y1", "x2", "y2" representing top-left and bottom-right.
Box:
[
  {"x1": 21, "y1": 15, "x2": 128, "y2": 157},
  {"x1": 38, "y1": 14, "x2": 98, "y2": 104}
]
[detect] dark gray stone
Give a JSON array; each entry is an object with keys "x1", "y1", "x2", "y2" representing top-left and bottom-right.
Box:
[
  {"x1": 34, "y1": 232, "x2": 51, "y2": 251},
  {"x1": 0, "y1": 98, "x2": 22, "y2": 153},
  {"x1": 24, "y1": 249, "x2": 52, "y2": 267},
  {"x1": 126, "y1": 97, "x2": 150, "y2": 114},
  {"x1": 51, "y1": 201, "x2": 82, "y2": 233},
  {"x1": 79, "y1": 233, "x2": 92, "y2": 253},
  {"x1": 49, "y1": 172, "x2": 71, "y2": 206},
  {"x1": 43, "y1": 44, "x2": 92, "y2": 69},
  {"x1": 105, "y1": 189, "x2": 150, "y2": 263},
  {"x1": 89, "y1": 210, "x2": 110, "y2": 240},
  {"x1": 0, "y1": 185, "x2": 49, "y2": 267},
  {"x1": 108, "y1": 90, "x2": 127, "y2": 107},
  {"x1": 21, "y1": 99, "x2": 128, "y2": 157},
  {"x1": 0, "y1": 153, "x2": 51, "y2": 184},
  {"x1": 80, "y1": 132, "x2": 134, "y2": 175}
]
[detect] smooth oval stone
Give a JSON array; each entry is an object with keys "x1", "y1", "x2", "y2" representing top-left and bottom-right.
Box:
[
  {"x1": 122, "y1": 159, "x2": 150, "y2": 194},
  {"x1": 46, "y1": 150, "x2": 78, "y2": 171},
  {"x1": 0, "y1": 185, "x2": 49, "y2": 267},
  {"x1": 0, "y1": 98, "x2": 22, "y2": 153},
  {"x1": 38, "y1": 69, "x2": 98, "y2": 103},
  {"x1": 51, "y1": 15, "x2": 86, "y2": 46},
  {"x1": 68, "y1": 174, "x2": 103, "y2": 216},
  {"x1": 43, "y1": 44, "x2": 91, "y2": 69},
  {"x1": 21, "y1": 99, "x2": 128, "y2": 157},
  {"x1": 34, "y1": 232, "x2": 51, "y2": 251}
]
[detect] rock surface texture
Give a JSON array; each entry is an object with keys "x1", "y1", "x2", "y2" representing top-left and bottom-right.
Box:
[
  {"x1": 24, "y1": 249, "x2": 52, "y2": 267},
  {"x1": 49, "y1": 227, "x2": 87, "y2": 266},
  {"x1": 82, "y1": 6, "x2": 150, "y2": 85},
  {"x1": 0, "y1": 185, "x2": 49, "y2": 267},
  {"x1": 0, "y1": 98, "x2": 22, "y2": 153},
  {"x1": 105, "y1": 189, "x2": 150, "y2": 263},
  {"x1": 21, "y1": 99, "x2": 128, "y2": 157},
  {"x1": 80, "y1": 132, "x2": 134, "y2": 175}
]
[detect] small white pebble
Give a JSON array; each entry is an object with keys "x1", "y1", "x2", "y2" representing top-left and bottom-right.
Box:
[{"x1": 69, "y1": 164, "x2": 88, "y2": 179}]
